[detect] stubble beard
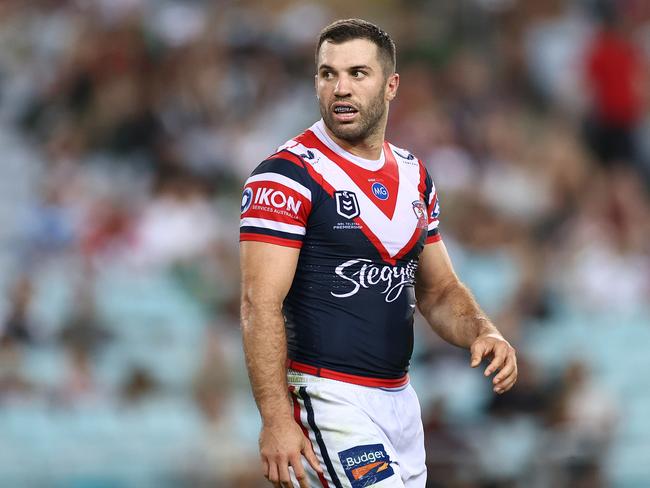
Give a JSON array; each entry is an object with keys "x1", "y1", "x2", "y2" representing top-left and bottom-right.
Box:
[{"x1": 320, "y1": 88, "x2": 387, "y2": 143}]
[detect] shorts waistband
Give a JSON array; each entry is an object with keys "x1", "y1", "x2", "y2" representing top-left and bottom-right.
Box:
[{"x1": 286, "y1": 359, "x2": 409, "y2": 388}]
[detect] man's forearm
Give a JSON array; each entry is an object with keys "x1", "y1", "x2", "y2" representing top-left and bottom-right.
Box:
[
  {"x1": 241, "y1": 300, "x2": 292, "y2": 425},
  {"x1": 418, "y1": 280, "x2": 501, "y2": 349}
]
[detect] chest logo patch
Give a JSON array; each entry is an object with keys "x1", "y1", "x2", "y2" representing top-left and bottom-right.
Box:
[
  {"x1": 338, "y1": 444, "x2": 395, "y2": 487},
  {"x1": 335, "y1": 191, "x2": 360, "y2": 219},
  {"x1": 371, "y1": 182, "x2": 389, "y2": 201}
]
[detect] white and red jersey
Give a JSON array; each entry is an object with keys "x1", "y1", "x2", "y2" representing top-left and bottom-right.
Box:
[{"x1": 240, "y1": 120, "x2": 440, "y2": 386}]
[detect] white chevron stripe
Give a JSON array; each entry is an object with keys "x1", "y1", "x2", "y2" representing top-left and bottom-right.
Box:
[
  {"x1": 240, "y1": 217, "x2": 306, "y2": 235},
  {"x1": 246, "y1": 172, "x2": 312, "y2": 200}
]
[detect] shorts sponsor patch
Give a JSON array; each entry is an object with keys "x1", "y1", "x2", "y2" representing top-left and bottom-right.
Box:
[{"x1": 338, "y1": 443, "x2": 394, "y2": 487}]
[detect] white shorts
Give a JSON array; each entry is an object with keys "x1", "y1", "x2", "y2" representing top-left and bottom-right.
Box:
[{"x1": 287, "y1": 369, "x2": 427, "y2": 488}]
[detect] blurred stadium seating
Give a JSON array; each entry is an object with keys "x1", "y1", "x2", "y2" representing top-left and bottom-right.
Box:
[{"x1": 0, "y1": 0, "x2": 649, "y2": 486}]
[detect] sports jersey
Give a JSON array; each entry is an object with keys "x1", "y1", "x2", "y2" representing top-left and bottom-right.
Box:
[{"x1": 240, "y1": 120, "x2": 441, "y2": 385}]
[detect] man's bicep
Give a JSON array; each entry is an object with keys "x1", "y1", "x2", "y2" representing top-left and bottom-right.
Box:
[
  {"x1": 415, "y1": 240, "x2": 459, "y2": 300},
  {"x1": 240, "y1": 241, "x2": 300, "y2": 309}
]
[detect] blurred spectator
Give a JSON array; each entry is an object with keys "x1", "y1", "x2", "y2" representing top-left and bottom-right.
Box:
[
  {"x1": 120, "y1": 365, "x2": 159, "y2": 405},
  {"x1": 1, "y1": 276, "x2": 37, "y2": 344},
  {"x1": 488, "y1": 356, "x2": 553, "y2": 418},
  {"x1": 0, "y1": 335, "x2": 33, "y2": 403},
  {"x1": 583, "y1": 5, "x2": 647, "y2": 171},
  {"x1": 56, "y1": 344, "x2": 103, "y2": 407},
  {"x1": 192, "y1": 326, "x2": 231, "y2": 424},
  {"x1": 423, "y1": 399, "x2": 478, "y2": 486},
  {"x1": 129, "y1": 170, "x2": 219, "y2": 268},
  {"x1": 555, "y1": 167, "x2": 650, "y2": 313},
  {"x1": 59, "y1": 274, "x2": 112, "y2": 354},
  {"x1": 540, "y1": 360, "x2": 618, "y2": 488}
]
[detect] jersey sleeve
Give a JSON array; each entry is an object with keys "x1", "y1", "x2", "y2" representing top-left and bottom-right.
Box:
[
  {"x1": 423, "y1": 167, "x2": 441, "y2": 244},
  {"x1": 239, "y1": 152, "x2": 313, "y2": 249}
]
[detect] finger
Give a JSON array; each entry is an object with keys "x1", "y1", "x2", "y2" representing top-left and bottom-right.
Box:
[
  {"x1": 267, "y1": 461, "x2": 280, "y2": 485},
  {"x1": 495, "y1": 364, "x2": 517, "y2": 386},
  {"x1": 261, "y1": 456, "x2": 270, "y2": 478},
  {"x1": 494, "y1": 375, "x2": 517, "y2": 394},
  {"x1": 494, "y1": 371, "x2": 517, "y2": 391},
  {"x1": 494, "y1": 368, "x2": 518, "y2": 392},
  {"x1": 470, "y1": 341, "x2": 487, "y2": 368},
  {"x1": 290, "y1": 454, "x2": 309, "y2": 488},
  {"x1": 484, "y1": 344, "x2": 508, "y2": 376},
  {"x1": 302, "y1": 439, "x2": 323, "y2": 474},
  {"x1": 493, "y1": 354, "x2": 516, "y2": 384},
  {"x1": 278, "y1": 460, "x2": 292, "y2": 487}
]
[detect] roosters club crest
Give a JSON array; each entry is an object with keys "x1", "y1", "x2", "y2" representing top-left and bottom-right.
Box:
[
  {"x1": 412, "y1": 200, "x2": 428, "y2": 229},
  {"x1": 335, "y1": 191, "x2": 360, "y2": 219}
]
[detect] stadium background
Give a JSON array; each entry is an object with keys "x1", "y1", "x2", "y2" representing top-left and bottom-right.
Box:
[{"x1": 0, "y1": 0, "x2": 649, "y2": 486}]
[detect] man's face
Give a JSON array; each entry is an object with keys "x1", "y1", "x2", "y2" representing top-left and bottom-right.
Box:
[{"x1": 316, "y1": 38, "x2": 398, "y2": 143}]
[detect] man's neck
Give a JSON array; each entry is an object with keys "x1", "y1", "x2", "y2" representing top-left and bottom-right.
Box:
[{"x1": 323, "y1": 124, "x2": 386, "y2": 160}]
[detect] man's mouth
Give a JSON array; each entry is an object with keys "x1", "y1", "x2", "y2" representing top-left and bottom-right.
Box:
[{"x1": 332, "y1": 103, "x2": 359, "y2": 122}]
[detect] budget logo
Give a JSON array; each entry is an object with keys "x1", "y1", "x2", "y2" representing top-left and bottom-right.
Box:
[
  {"x1": 241, "y1": 187, "x2": 253, "y2": 214},
  {"x1": 371, "y1": 182, "x2": 389, "y2": 200},
  {"x1": 335, "y1": 191, "x2": 360, "y2": 219},
  {"x1": 338, "y1": 444, "x2": 394, "y2": 487}
]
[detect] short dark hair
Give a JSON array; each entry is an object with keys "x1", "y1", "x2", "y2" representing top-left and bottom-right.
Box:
[{"x1": 316, "y1": 19, "x2": 396, "y2": 75}]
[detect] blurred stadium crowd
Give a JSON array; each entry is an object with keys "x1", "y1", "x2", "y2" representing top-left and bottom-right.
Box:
[{"x1": 0, "y1": 0, "x2": 649, "y2": 486}]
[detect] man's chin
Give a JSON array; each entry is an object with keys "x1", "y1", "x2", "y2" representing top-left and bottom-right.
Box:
[{"x1": 325, "y1": 119, "x2": 365, "y2": 142}]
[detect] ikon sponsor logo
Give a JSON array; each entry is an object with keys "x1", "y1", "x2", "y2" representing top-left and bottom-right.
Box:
[
  {"x1": 253, "y1": 187, "x2": 302, "y2": 214},
  {"x1": 331, "y1": 258, "x2": 418, "y2": 302},
  {"x1": 371, "y1": 182, "x2": 389, "y2": 200},
  {"x1": 338, "y1": 444, "x2": 394, "y2": 488}
]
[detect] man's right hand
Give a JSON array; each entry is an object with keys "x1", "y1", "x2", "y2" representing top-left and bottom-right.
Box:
[{"x1": 259, "y1": 419, "x2": 323, "y2": 488}]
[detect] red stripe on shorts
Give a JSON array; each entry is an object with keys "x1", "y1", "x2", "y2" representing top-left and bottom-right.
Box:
[{"x1": 290, "y1": 386, "x2": 330, "y2": 488}]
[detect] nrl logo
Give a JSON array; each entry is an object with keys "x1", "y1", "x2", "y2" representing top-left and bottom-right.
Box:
[{"x1": 335, "y1": 191, "x2": 360, "y2": 219}]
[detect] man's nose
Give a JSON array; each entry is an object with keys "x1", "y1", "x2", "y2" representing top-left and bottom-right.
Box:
[{"x1": 334, "y1": 75, "x2": 351, "y2": 96}]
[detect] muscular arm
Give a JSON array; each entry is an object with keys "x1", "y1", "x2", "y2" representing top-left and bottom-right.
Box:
[
  {"x1": 415, "y1": 241, "x2": 517, "y2": 393},
  {"x1": 415, "y1": 241, "x2": 498, "y2": 347},
  {"x1": 240, "y1": 241, "x2": 298, "y2": 425},
  {"x1": 240, "y1": 241, "x2": 321, "y2": 486}
]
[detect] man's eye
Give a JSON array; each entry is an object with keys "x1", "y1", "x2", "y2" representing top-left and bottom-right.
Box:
[
  {"x1": 352, "y1": 71, "x2": 366, "y2": 78},
  {"x1": 322, "y1": 71, "x2": 333, "y2": 79}
]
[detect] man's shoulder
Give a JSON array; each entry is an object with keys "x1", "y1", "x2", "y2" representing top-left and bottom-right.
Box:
[
  {"x1": 275, "y1": 125, "x2": 321, "y2": 160},
  {"x1": 245, "y1": 128, "x2": 316, "y2": 184}
]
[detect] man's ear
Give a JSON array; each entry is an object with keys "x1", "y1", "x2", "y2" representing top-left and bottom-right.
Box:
[
  {"x1": 386, "y1": 73, "x2": 400, "y2": 101},
  {"x1": 315, "y1": 74, "x2": 319, "y2": 99}
]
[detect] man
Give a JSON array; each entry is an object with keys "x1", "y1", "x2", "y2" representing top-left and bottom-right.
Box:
[{"x1": 240, "y1": 19, "x2": 517, "y2": 488}]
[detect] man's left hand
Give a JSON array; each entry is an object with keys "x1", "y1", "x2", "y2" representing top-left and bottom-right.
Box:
[{"x1": 470, "y1": 334, "x2": 517, "y2": 394}]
